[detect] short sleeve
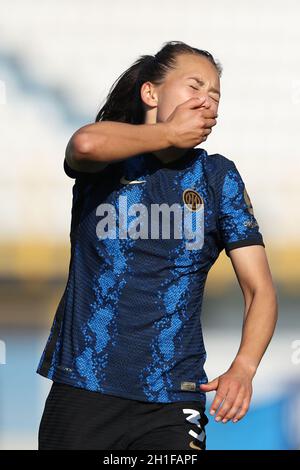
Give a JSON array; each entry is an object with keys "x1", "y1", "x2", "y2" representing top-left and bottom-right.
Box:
[
  {"x1": 217, "y1": 160, "x2": 265, "y2": 256},
  {"x1": 64, "y1": 158, "x2": 81, "y2": 179},
  {"x1": 63, "y1": 158, "x2": 111, "y2": 180}
]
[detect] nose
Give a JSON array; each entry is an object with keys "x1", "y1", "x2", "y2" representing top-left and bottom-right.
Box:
[
  {"x1": 199, "y1": 93, "x2": 213, "y2": 108},
  {"x1": 199, "y1": 95, "x2": 219, "y2": 117}
]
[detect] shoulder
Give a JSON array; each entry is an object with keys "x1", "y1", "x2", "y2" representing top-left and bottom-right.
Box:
[
  {"x1": 201, "y1": 149, "x2": 235, "y2": 171},
  {"x1": 197, "y1": 148, "x2": 237, "y2": 182}
]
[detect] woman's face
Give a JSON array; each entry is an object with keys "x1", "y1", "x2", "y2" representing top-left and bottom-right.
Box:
[{"x1": 142, "y1": 53, "x2": 220, "y2": 124}]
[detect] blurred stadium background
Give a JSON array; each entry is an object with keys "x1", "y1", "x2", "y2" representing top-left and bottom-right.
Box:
[{"x1": 0, "y1": 0, "x2": 299, "y2": 450}]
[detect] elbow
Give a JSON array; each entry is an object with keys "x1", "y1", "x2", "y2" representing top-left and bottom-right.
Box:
[
  {"x1": 258, "y1": 281, "x2": 279, "y2": 320},
  {"x1": 273, "y1": 285, "x2": 279, "y2": 320},
  {"x1": 267, "y1": 280, "x2": 278, "y2": 312},
  {"x1": 246, "y1": 279, "x2": 278, "y2": 313},
  {"x1": 67, "y1": 130, "x2": 106, "y2": 163},
  {"x1": 268, "y1": 284, "x2": 279, "y2": 331},
  {"x1": 69, "y1": 132, "x2": 94, "y2": 163}
]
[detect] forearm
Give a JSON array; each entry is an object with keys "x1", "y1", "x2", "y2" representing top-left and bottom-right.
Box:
[
  {"x1": 68, "y1": 121, "x2": 172, "y2": 164},
  {"x1": 231, "y1": 283, "x2": 278, "y2": 376}
]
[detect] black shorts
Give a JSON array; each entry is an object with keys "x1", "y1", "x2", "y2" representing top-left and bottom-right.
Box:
[{"x1": 38, "y1": 381, "x2": 209, "y2": 450}]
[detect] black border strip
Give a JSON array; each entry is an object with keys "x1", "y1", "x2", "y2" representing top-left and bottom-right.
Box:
[{"x1": 225, "y1": 238, "x2": 265, "y2": 256}]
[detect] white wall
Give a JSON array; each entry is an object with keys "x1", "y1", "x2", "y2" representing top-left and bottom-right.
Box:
[{"x1": 0, "y1": 0, "x2": 299, "y2": 243}]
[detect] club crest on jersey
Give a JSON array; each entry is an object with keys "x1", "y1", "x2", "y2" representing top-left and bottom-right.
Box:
[{"x1": 183, "y1": 189, "x2": 204, "y2": 212}]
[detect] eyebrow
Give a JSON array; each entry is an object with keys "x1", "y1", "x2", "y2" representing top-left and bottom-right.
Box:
[{"x1": 187, "y1": 76, "x2": 221, "y2": 96}]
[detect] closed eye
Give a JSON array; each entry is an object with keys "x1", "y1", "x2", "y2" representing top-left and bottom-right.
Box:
[{"x1": 189, "y1": 85, "x2": 219, "y2": 103}]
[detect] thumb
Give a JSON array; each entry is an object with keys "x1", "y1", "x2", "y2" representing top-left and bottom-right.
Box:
[{"x1": 200, "y1": 377, "x2": 219, "y2": 392}]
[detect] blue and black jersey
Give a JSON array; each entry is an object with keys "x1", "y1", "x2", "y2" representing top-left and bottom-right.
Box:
[{"x1": 37, "y1": 147, "x2": 265, "y2": 406}]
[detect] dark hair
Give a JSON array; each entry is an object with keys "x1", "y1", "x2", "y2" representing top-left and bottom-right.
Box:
[{"x1": 95, "y1": 40, "x2": 222, "y2": 124}]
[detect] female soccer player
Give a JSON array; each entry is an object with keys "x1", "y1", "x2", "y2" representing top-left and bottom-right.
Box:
[{"x1": 37, "y1": 41, "x2": 278, "y2": 450}]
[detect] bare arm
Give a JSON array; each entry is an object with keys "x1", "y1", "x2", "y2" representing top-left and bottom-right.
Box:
[
  {"x1": 65, "y1": 96, "x2": 217, "y2": 173},
  {"x1": 200, "y1": 245, "x2": 278, "y2": 423},
  {"x1": 65, "y1": 121, "x2": 171, "y2": 173},
  {"x1": 228, "y1": 245, "x2": 278, "y2": 373}
]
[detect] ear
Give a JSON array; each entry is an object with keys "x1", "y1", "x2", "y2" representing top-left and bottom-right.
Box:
[{"x1": 140, "y1": 81, "x2": 158, "y2": 108}]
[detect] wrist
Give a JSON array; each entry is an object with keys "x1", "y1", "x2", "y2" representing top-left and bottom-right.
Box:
[
  {"x1": 230, "y1": 355, "x2": 258, "y2": 378},
  {"x1": 162, "y1": 121, "x2": 176, "y2": 147}
]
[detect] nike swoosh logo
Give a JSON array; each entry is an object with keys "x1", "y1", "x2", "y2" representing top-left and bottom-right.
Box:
[
  {"x1": 120, "y1": 176, "x2": 146, "y2": 185},
  {"x1": 189, "y1": 440, "x2": 202, "y2": 450}
]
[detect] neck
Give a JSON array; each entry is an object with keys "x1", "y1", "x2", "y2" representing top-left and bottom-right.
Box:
[{"x1": 151, "y1": 146, "x2": 188, "y2": 164}]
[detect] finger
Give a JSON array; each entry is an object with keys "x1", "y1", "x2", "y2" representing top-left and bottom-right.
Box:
[
  {"x1": 214, "y1": 389, "x2": 239, "y2": 422},
  {"x1": 221, "y1": 389, "x2": 245, "y2": 423},
  {"x1": 203, "y1": 128, "x2": 212, "y2": 137},
  {"x1": 201, "y1": 129, "x2": 212, "y2": 141},
  {"x1": 186, "y1": 96, "x2": 207, "y2": 109},
  {"x1": 200, "y1": 377, "x2": 219, "y2": 392},
  {"x1": 232, "y1": 397, "x2": 250, "y2": 423},
  {"x1": 201, "y1": 108, "x2": 218, "y2": 119},
  {"x1": 203, "y1": 118, "x2": 217, "y2": 129},
  {"x1": 209, "y1": 389, "x2": 228, "y2": 416}
]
